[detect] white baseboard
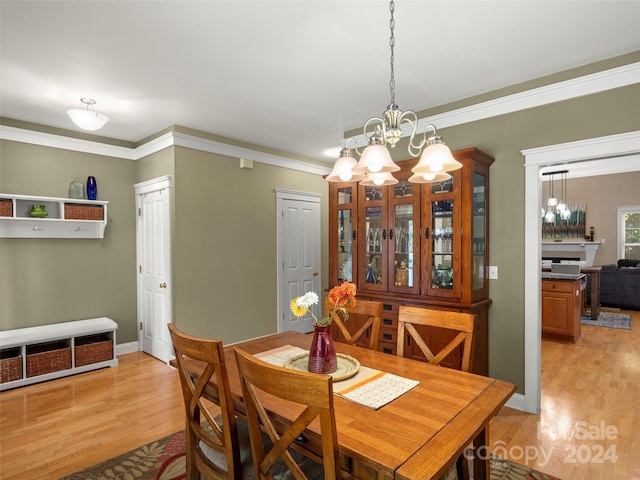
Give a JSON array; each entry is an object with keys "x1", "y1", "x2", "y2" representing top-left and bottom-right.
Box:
[
  {"x1": 116, "y1": 341, "x2": 139, "y2": 356},
  {"x1": 505, "y1": 392, "x2": 526, "y2": 411}
]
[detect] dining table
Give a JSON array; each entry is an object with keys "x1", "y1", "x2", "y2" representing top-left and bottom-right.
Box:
[{"x1": 179, "y1": 330, "x2": 515, "y2": 480}]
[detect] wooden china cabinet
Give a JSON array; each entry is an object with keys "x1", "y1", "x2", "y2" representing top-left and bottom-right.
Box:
[{"x1": 328, "y1": 148, "x2": 494, "y2": 375}]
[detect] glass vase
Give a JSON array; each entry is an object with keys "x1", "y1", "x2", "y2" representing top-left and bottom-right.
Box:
[
  {"x1": 86, "y1": 176, "x2": 97, "y2": 200},
  {"x1": 308, "y1": 324, "x2": 338, "y2": 374},
  {"x1": 69, "y1": 177, "x2": 84, "y2": 199}
]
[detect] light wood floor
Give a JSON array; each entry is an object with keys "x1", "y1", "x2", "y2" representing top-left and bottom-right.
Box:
[
  {"x1": 491, "y1": 308, "x2": 640, "y2": 480},
  {"x1": 1, "y1": 310, "x2": 638, "y2": 480}
]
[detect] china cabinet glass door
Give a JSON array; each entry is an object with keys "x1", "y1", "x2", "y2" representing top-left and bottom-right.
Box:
[
  {"x1": 425, "y1": 176, "x2": 461, "y2": 298},
  {"x1": 330, "y1": 185, "x2": 357, "y2": 286},
  {"x1": 359, "y1": 185, "x2": 387, "y2": 291},
  {"x1": 472, "y1": 171, "x2": 488, "y2": 293},
  {"x1": 389, "y1": 177, "x2": 420, "y2": 294}
]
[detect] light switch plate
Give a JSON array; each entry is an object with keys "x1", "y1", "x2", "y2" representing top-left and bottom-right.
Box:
[{"x1": 488, "y1": 266, "x2": 498, "y2": 279}]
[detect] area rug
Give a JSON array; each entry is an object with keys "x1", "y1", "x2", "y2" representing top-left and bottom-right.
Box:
[
  {"x1": 61, "y1": 430, "x2": 561, "y2": 480},
  {"x1": 581, "y1": 311, "x2": 631, "y2": 330}
]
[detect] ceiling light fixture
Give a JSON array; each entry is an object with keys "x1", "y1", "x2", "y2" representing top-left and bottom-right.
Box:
[
  {"x1": 66, "y1": 98, "x2": 109, "y2": 131},
  {"x1": 542, "y1": 170, "x2": 571, "y2": 224},
  {"x1": 327, "y1": 0, "x2": 461, "y2": 185}
]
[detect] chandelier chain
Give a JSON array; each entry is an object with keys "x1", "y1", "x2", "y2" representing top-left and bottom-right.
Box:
[{"x1": 389, "y1": 0, "x2": 396, "y2": 106}]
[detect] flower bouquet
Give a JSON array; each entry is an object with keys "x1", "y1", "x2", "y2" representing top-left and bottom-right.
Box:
[{"x1": 290, "y1": 281, "x2": 356, "y2": 373}]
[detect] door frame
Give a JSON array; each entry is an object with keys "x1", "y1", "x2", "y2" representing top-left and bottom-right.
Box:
[
  {"x1": 521, "y1": 130, "x2": 640, "y2": 414},
  {"x1": 275, "y1": 189, "x2": 322, "y2": 333},
  {"x1": 134, "y1": 175, "x2": 173, "y2": 361}
]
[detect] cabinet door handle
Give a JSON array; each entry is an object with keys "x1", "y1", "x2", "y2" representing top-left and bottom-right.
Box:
[
  {"x1": 352, "y1": 231, "x2": 357, "y2": 241},
  {"x1": 425, "y1": 227, "x2": 430, "y2": 239},
  {"x1": 389, "y1": 228, "x2": 393, "y2": 240},
  {"x1": 382, "y1": 229, "x2": 387, "y2": 240}
]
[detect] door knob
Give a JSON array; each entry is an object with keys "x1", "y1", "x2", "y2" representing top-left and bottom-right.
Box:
[
  {"x1": 160, "y1": 282, "x2": 167, "y2": 288},
  {"x1": 313, "y1": 271, "x2": 318, "y2": 276}
]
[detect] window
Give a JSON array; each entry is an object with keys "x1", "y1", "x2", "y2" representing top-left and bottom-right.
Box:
[{"x1": 618, "y1": 205, "x2": 640, "y2": 260}]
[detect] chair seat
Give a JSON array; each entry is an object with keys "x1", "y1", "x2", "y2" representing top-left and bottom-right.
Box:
[{"x1": 201, "y1": 417, "x2": 325, "y2": 480}]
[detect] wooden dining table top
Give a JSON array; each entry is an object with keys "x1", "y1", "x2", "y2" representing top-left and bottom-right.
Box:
[{"x1": 180, "y1": 330, "x2": 515, "y2": 480}]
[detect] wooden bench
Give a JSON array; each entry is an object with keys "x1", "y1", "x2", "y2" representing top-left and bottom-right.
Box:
[{"x1": 0, "y1": 317, "x2": 118, "y2": 391}]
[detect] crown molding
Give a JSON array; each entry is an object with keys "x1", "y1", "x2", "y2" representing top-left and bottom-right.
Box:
[
  {"x1": 0, "y1": 126, "x2": 332, "y2": 176},
  {"x1": 0, "y1": 125, "x2": 137, "y2": 160},
  {"x1": 351, "y1": 62, "x2": 640, "y2": 147},
  {"x1": 170, "y1": 132, "x2": 331, "y2": 176},
  {"x1": 522, "y1": 130, "x2": 640, "y2": 165},
  {"x1": 2, "y1": 61, "x2": 638, "y2": 175}
]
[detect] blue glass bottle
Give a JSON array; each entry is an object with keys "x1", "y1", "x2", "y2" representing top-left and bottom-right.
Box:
[{"x1": 87, "y1": 176, "x2": 97, "y2": 200}]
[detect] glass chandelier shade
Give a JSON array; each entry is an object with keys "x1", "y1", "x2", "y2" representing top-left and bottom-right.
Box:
[
  {"x1": 544, "y1": 206, "x2": 556, "y2": 223},
  {"x1": 326, "y1": 149, "x2": 366, "y2": 182},
  {"x1": 351, "y1": 140, "x2": 400, "y2": 174},
  {"x1": 360, "y1": 171, "x2": 399, "y2": 186},
  {"x1": 66, "y1": 98, "x2": 109, "y2": 131},
  {"x1": 411, "y1": 137, "x2": 462, "y2": 175},
  {"x1": 408, "y1": 170, "x2": 452, "y2": 184}
]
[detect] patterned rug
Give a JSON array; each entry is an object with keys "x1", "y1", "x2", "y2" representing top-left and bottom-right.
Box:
[
  {"x1": 581, "y1": 311, "x2": 631, "y2": 330},
  {"x1": 61, "y1": 430, "x2": 561, "y2": 480}
]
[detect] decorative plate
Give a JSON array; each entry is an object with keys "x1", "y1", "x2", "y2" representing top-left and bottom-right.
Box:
[{"x1": 284, "y1": 353, "x2": 360, "y2": 382}]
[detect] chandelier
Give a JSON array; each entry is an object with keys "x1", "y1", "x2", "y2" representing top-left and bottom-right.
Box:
[
  {"x1": 67, "y1": 98, "x2": 109, "y2": 131},
  {"x1": 326, "y1": 0, "x2": 461, "y2": 186},
  {"x1": 542, "y1": 170, "x2": 571, "y2": 223}
]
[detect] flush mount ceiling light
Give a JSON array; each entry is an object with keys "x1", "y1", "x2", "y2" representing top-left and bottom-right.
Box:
[
  {"x1": 327, "y1": 0, "x2": 461, "y2": 185},
  {"x1": 66, "y1": 98, "x2": 109, "y2": 131}
]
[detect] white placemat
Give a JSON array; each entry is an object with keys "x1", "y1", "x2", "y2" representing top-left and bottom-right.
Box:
[
  {"x1": 255, "y1": 344, "x2": 308, "y2": 366},
  {"x1": 255, "y1": 345, "x2": 419, "y2": 409}
]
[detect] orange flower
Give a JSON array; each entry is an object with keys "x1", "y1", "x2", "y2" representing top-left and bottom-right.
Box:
[{"x1": 328, "y1": 282, "x2": 356, "y2": 308}]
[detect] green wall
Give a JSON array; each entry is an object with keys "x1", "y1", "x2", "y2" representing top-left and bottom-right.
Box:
[
  {"x1": 0, "y1": 141, "x2": 138, "y2": 342},
  {"x1": 172, "y1": 146, "x2": 328, "y2": 342}
]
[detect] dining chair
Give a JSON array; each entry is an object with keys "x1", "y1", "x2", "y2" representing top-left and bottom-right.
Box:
[
  {"x1": 325, "y1": 297, "x2": 383, "y2": 350},
  {"x1": 233, "y1": 347, "x2": 342, "y2": 480},
  {"x1": 168, "y1": 323, "x2": 253, "y2": 480},
  {"x1": 397, "y1": 305, "x2": 476, "y2": 372},
  {"x1": 396, "y1": 306, "x2": 476, "y2": 480}
]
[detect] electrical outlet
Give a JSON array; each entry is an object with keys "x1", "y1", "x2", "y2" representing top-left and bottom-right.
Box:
[{"x1": 488, "y1": 266, "x2": 498, "y2": 279}]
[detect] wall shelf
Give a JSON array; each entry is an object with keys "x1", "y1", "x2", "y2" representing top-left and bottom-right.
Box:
[{"x1": 0, "y1": 193, "x2": 108, "y2": 238}]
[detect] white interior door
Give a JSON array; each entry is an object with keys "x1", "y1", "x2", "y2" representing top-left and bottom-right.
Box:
[
  {"x1": 135, "y1": 176, "x2": 173, "y2": 362},
  {"x1": 276, "y1": 189, "x2": 322, "y2": 333}
]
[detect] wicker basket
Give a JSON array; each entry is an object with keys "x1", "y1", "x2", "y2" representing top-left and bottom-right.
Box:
[
  {"x1": 64, "y1": 204, "x2": 104, "y2": 221},
  {"x1": 0, "y1": 199, "x2": 13, "y2": 217},
  {"x1": 0, "y1": 349, "x2": 22, "y2": 383},
  {"x1": 75, "y1": 334, "x2": 113, "y2": 367},
  {"x1": 26, "y1": 341, "x2": 72, "y2": 377}
]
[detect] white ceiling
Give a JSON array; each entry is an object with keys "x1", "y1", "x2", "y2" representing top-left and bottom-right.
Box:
[{"x1": 1, "y1": 1, "x2": 639, "y2": 165}]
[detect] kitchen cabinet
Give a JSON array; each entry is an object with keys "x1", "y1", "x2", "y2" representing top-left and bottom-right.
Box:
[{"x1": 541, "y1": 275, "x2": 583, "y2": 342}]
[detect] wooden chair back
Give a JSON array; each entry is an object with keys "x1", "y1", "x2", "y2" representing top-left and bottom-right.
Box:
[
  {"x1": 325, "y1": 297, "x2": 383, "y2": 350},
  {"x1": 168, "y1": 323, "x2": 243, "y2": 480},
  {"x1": 397, "y1": 306, "x2": 476, "y2": 372},
  {"x1": 233, "y1": 347, "x2": 342, "y2": 480}
]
